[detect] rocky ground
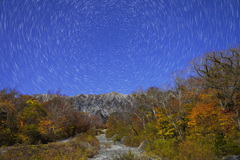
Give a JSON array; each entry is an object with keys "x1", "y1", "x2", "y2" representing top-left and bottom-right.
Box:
[{"x1": 89, "y1": 130, "x2": 140, "y2": 160}]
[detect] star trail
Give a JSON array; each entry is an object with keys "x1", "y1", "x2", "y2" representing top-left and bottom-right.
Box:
[{"x1": 0, "y1": 0, "x2": 240, "y2": 96}]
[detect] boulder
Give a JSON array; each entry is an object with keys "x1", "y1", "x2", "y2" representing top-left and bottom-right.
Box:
[{"x1": 80, "y1": 142, "x2": 93, "y2": 150}]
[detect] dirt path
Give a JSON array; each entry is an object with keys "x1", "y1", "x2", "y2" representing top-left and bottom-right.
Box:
[{"x1": 89, "y1": 131, "x2": 139, "y2": 160}]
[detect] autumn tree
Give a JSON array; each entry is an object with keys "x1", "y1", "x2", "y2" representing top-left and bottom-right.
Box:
[
  {"x1": 0, "y1": 88, "x2": 24, "y2": 146},
  {"x1": 193, "y1": 46, "x2": 240, "y2": 130},
  {"x1": 0, "y1": 100, "x2": 16, "y2": 146},
  {"x1": 106, "y1": 112, "x2": 131, "y2": 137},
  {"x1": 41, "y1": 96, "x2": 74, "y2": 140},
  {"x1": 70, "y1": 112, "x2": 90, "y2": 133},
  {"x1": 17, "y1": 99, "x2": 47, "y2": 144},
  {"x1": 133, "y1": 87, "x2": 160, "y2": 122},
  {"x1": 187, "y1": 91, "x2": 233, "y2": 137}
]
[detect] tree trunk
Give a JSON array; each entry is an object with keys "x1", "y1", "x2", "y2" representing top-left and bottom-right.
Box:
[
  {"x1": 134, "y1": 112, "x2": 146, "y2": 130},
  {"x1": 128, "y1": 120, "x2": 138, "y2": 135},
  {"x1": 235, "y1": 106, "x2": 240, "y2": 131}
]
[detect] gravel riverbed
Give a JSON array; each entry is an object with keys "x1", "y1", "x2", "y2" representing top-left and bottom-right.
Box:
[{"x1": 89, "y1": 132, "x2": 139, "y2": 160}]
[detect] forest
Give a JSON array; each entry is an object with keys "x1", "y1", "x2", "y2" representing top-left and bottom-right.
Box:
[
  {"x1": 106, "y1": 45, "x2": 240, "y2": 159},
  {"x1": 0, "y1": 45, "x2": 240, "y2": 159},
  {"x1": 0, "y1": 90, "x2": 103, "y2": 159}
]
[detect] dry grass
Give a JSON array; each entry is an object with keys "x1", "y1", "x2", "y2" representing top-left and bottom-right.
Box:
[{"x1": 0, "y1": 133, "x2": 99, "y2": 160}]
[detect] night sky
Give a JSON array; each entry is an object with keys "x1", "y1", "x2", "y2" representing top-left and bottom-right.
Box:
[{"x1": 0, "y1": 0, "x2": 240, "y2": 96}]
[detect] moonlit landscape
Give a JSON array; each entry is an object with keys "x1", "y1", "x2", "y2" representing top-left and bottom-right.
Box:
[
  {"x1": 1, "y1": 1, "x2": 240, "y2": 159},
  {"x1": 0, "y1": 0, "x2": 240, "y2": 95}
]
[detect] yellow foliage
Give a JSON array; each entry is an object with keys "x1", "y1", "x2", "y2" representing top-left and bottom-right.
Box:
[
  {"x1": 155, "y1": 107, "x2": 177, "y2": 138},
  {"x1": 26, "y1": 99, "x2": 38, "y2": 105}
]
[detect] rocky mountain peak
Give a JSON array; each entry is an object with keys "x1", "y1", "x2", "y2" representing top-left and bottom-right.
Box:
[
  {"x1": 34, "y1": 92, "x2": 136, "y2": 122},
  {"x1": 69, "y1": 92, "x2": 135, "y2": 122}
]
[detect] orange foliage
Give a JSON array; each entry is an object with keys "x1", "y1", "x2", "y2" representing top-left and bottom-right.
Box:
[{"x1": 187, "y1": 92, "x2": 234, "y2": 137}]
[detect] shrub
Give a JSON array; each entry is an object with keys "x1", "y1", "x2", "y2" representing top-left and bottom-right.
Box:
[
  {"x1": 177, "y1": 137, "x2": 218, "y2": 160},
  {"x1": 106, "y1": 128, "x2": 116, "y2": 138},
  {"x1": 20, "y1": 124, "x2": 41, "y2": 144},
  {"x1": 1, "y1": 133, "x2": 100, "y2": 160},
  {"x1": 0, "y1": 128, "x2": 16, "y2": 146},
  {"x1": 113, "y1": 151, "x2": 140, "y2": 160},
  {"x1": 214, "y1": 132, "x2": 227, "y2": 155},
  {"x1": 223, "y1": 140, "x2": 240, "y2": 155},
  {"x1": 112, "y1": 134, "x2": 121, "y2": 143},
  {"x1": 113, "y1": 151, "x2": 152, "y2": 160},
  {"x1": 75, "y1": 133, "x2": 100, "y2": 149},
  {"x1": 124, "y1": 135, "x2": 143, "y2": 147},
  {"x1": 146, "y1": 138, "x2": 178, "y2": 160}
]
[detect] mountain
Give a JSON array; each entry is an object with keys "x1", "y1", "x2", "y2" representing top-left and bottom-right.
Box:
[{"x1": 34, "y1": 92, "x2": 135, "y2": 122}]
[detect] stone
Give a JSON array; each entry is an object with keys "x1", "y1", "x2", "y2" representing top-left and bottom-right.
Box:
[
  {"x1": 80, "y1": 142, "x2": 93, "y2": 150},
  {"x1": 223, "y1": 155, "x2": 240, "y2": 160}
]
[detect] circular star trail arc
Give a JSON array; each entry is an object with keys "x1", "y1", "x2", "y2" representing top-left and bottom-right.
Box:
[{"x1": 0, "y1": 0, "x2": 240, "y2": 96}]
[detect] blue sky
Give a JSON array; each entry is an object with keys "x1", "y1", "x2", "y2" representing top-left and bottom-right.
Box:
[{"x1": 0, "y1": 0, "x2": 240, "y2": 96}]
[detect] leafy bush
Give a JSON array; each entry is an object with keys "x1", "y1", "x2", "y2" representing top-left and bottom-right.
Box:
[
  {"x1": 1, "y1": 133, "x2": 99, "y2": 160},
  {"x1": 214, "y1": 132, "x2": 227, "y2": 155},
  {"x1": 106, "y1": 129, "x2": 115, "y2": 138},
  {"x1": 0, "y1": 128, "x2": 16, "y2": 146},
  {"x1": 20, "y1": 124, "x2": 41, "y2": 144},
  {"x1": 124, "y1": 135, "x2": 143, "y2": 147},
  {"x1": 146, "y1": 138, "x2": 178, "y2": 159},
  {"x1": 113, "y1": 151, "x2": 140, "y2": 160},
  {"x1": 223, "y1": 140, "x2": 240, "y2": 155},
  {"x1": 75, "y1": 133, "x2": 100, "y2": 149},
  {"x1": 112, "y1": 134, "x2": 121, "y2": 143},
  {"x1": 113, "y1": 151, "x2": 152, "y2": 160},
  {"x1": 177, "y1": 137, "x2": 218, "y2": 160}
]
